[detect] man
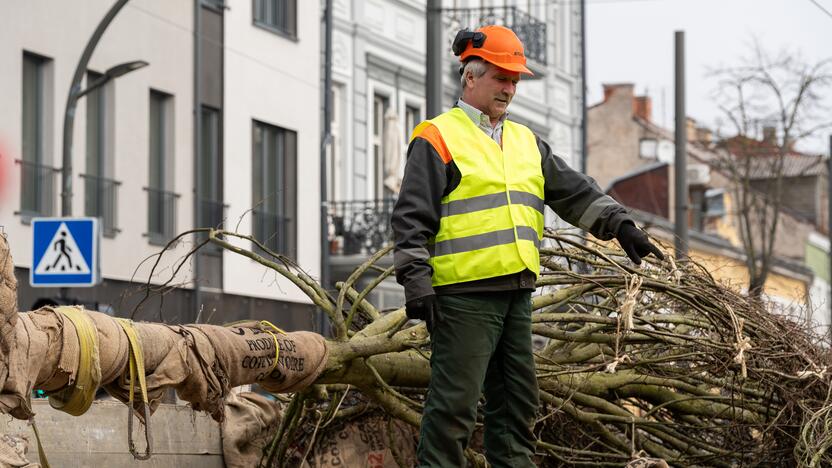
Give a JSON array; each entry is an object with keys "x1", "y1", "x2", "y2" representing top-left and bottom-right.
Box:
[{"x1": 391, "y1": 25, "x2": 663, "y2": 467}]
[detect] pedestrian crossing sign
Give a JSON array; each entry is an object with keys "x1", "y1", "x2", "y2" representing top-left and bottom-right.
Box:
[{"x1": 31, "y1": 217, "x2": 100, "y2": 287}]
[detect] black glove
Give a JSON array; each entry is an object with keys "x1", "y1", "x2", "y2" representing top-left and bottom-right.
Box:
[
  {"x1": 405, "y1": 294, "x2": 439, "y2": 333},
  {"x1": 615, "y1": 223, "x2": 665, "y2": 265}
]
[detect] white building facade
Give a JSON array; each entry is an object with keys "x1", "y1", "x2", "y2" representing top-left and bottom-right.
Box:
[{"x1": 0, "y1": 0, "x2": 321, "y2": 329}]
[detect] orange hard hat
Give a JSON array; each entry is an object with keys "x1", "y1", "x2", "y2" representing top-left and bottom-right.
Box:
[{"x1": 455, "y1": 25, "x2": 533, "y2": 76}]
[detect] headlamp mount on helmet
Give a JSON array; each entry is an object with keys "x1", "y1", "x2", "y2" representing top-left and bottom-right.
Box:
[{"x1": 452, "y1": 28, "x2": 486, "y2": 57}]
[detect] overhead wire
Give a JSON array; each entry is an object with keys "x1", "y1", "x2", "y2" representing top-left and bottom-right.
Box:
[{"x1": 807, "y1": 0, "x2": 832, "y2": 20}]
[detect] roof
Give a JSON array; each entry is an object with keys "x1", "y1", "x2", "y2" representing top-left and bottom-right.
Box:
[
  {"x1": 635, "y1": 118, "x2": 826, "y2": 179},
  {"x1": 631, "y1": 208, "x2": 815, "y2": 281},
  {"x1": 716, "y1": 152, "x2": 827, "y2": 179},
  {"x1": 604, "y1": 161, "x2": 669, "y2": 193},
  {"x1": 634, "y1": 116, "x2": 722, "y2": 166}
]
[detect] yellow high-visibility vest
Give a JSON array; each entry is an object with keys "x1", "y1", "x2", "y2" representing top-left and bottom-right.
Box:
[{"x1": 411, "y1": 107, "x2": 545, "y2": 287}]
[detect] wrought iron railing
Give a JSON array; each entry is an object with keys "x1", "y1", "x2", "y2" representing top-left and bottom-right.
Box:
[
  {"x1": 81, "y1": 173, "x2": 121, "y2": 236},
  {"x1": 198, "y1": 198, "x2": 227, "y2": 230},
  {"x1": 16, "y1": 159, "x2": 59, "y2": 217},
  {"x1": 145, "y1": 187, "x2": 180, "y2": 242},
  {"x1": 444, "y1": 6, "x2": 547, "y2": 65},
  {"x1": 252, "y1": 209, "x2": 293, "y2": 257},
  {"x1": 329, "y1": 198, "x2": 396, "y2": 256}
]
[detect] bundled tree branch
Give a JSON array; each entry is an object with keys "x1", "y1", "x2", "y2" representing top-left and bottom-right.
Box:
[{"x1": 1, "y1": 228, "x2": 831, "y2": 466}]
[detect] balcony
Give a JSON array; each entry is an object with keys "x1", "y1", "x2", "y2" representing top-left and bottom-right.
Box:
[
  {"x1": 144, "y1": 187, "x2": 180, "y2": 244},
  {"x1": 252, "y1": 209, "x2": 294, "y2": 257},
  {"x1": 15, "y1": 159, "x2": 59, "y2": 218},
  {"x1": 444, "y1": 6, "x2": 547, "y2": 67},
  {"x1": 329, "y1": 198, "x2": 396, "y2": 256},
  {"x1": 81, "y1": 174, "x2": 121, "y2": 237}
]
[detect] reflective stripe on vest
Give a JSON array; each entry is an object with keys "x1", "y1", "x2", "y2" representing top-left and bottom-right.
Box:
[
  {"x1": 428, "y1": 226, "x2": 541, "y2": 257},
  {"x1": 414, "y1": 108, "x2": 545, "y2": 287},
  {"x1": 440, "y1": 190, "x2": 544, "y2": 217}
]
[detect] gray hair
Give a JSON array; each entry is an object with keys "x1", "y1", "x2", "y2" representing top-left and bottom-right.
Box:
[{"x1": 459, "y1": 59, "x2": 489, "y2": 89}]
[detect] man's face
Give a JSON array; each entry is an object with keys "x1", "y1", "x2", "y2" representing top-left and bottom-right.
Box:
[{"x1": 465, "y1": 64, "x2": 521, "y2": 123}]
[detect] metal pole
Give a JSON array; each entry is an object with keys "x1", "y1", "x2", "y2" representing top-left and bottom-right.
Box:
[
  {"x1": 580, "y1": 0, "x2": 588, "y2": 174},
  {"x1": 426, "y1": 0, "x2": 442, "y2": 118},
  {"x1": 320, "y1": 0, "x2": 333, "y2": 337},
  {"x1": 61, "y1": 0, "x2": 131, "y2": 216},
  {"x1": 827, "y1": 134, "x2": 832, "y2": 337},
  {"x1": 674, "y1": 30, "x2": 688, "y2": 259},
  {"x1": 193, "y1": 0, "x2": 203, "y2": 318}
]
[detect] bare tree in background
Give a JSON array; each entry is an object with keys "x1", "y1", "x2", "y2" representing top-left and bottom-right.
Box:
[{"x1": 710, "y1": 41, "x2": 832, "y2": 298}]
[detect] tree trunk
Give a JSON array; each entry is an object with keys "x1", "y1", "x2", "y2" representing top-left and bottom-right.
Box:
[{"x1": 2, "y1": 231, "x2": 831, "y2": 466}]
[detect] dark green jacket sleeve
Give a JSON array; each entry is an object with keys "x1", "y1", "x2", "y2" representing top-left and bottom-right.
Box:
[
  {"x1": 537, "y1": 136, "x2": 633, "y2": 240},
  {"x1": 391, "y1": 138, "x2": 452, "y2": 302}
]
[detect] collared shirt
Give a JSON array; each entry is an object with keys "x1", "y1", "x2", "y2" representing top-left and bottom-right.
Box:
[{"x1": 456, "y1": 98, "x2": 507, "y2": 145}]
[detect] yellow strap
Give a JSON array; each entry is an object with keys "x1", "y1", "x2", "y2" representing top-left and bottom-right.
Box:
[
  {"x1": 115, "y1": 318, "x2": 153, "y2": 460},
  {"x1": 48, "y1": 306, "x2": 101, "y2": 416},
  {"x1": 258, "y1": 320, "x2": 287, "y2": 375},
  {"x1": 29, "y1": 418, "x2": 50, "y2": 468}
]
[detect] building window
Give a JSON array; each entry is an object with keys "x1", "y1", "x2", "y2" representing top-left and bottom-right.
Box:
[
  {"x1": 253, "y1": 0, "x2": 297, "y2": 38},
  {"x1": 195, "y1": 105, "x2": 224, "y2": 289},
  {"x1": 199, "y1": 105, "x2": 225, "y2": 232},
  {"x1": 85, "y1": 71, "x2": 105, "y2": 178},
  {"x1": 83, "y1": 70, "x2": 120, "y2": 237},
  {"x1": 373, "y1": 94, "x2": 391, "y2": 199},
  {"x1": 252, "y1": 120, "x2": 297, "y2": 257},
  {"x1": 202, "y1": 0, "x2": 226, "y2": 10},
  {"x1": 704, "y1": 188, "x2": 726, "y2": 218},
  {"x1": 329, "y1": 85, "x2": 342, "y2": 201},
  {"x1": 146, "y1": 90, "x2": 178, "y2": 244},
  {"x1": 20, "y1": 51, "x2": 56, "y2": 217},
  {"x1": 404, "y1": 104, "x2": 421, "y2": 142},
  {"x1": 692, "y1": 188, "x2": 726, "y2": 232}
]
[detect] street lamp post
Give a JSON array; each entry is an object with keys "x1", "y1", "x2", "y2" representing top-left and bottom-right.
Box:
[
  {"x1": 77, "y1": 60, "x2": 148, "y2": 99},
  {"x1": 60, "y1": 0, "x2": 133, "y2": 217},
  {"x1": 56, "y1": 0, "x2": 142, "y2": 304},
  {"x1": 57, "y1": 59, "x2": 147, "y2": 304},
  {"x1": 61, "y1": 59, "x2": 148, "y2": 217}
]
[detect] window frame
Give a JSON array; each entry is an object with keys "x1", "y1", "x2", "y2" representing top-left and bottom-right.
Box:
[
  {"x1": 404, "y1": 103, "x2": 421, "y2": 143},
  {"x1": 146, "y1": 89, "x2": 178, "y2": 244},
  {"x1": 20, "y1": 51, "x2": 55, "y2": 218},
  {"x1": 200, "y1": 105, "x2": 222, "y2": 203},
  {"x1": 704, "y1": 188, "x2": 726, "y2": 218},
  {"x1": 148, "y1": 90, "x2": 171, "y2": 192},
  {"x1": 329, "y1": 84, "x2": 342, "y2": 201},
  {"x1": 83, "y1": 70, "x2": 121, "y2": 237},
  {"x1": 252, "y1": 0, "x2": 298, "y2": 41},
  {"x1": 85, "y1": 70, "x2": 108, "y2": 179},
  {"x1": 251, "y1": 119, "x2": 298, "y2": 258},
  {"x1": 372, "y1": 93, "x2": 390, "y2": 199}
]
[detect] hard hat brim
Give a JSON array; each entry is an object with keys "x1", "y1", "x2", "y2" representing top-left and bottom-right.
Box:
[{"x1": 496, "y1": 62, "x2": 534, "y2": 76}]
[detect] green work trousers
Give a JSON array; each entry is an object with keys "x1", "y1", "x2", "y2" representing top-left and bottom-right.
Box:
[{"x1": 417, "y1": 290, "x2": 538, "y2": 467}]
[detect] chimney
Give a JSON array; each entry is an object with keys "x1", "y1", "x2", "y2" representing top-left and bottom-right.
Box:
[
  {"x1": 633, "y1": 95, "x2": 652, "y2": 121},
  {"x1": 602, "y1": 83, "x2": 634, "y2": 102},
  {"x1": 695, "y1": 126, "x2": 713, "y2": 144},
  {"x1": 686, "y1": 117, "x2": 697, "y2": 143},
  {"x1": 763, "y1": 126, "x2": 777, "y2": 144}
]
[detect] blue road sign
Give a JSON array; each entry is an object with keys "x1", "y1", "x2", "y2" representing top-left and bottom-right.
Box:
[{"x1": 31, "y1": 217, "x2": 100, "y2": 287}]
